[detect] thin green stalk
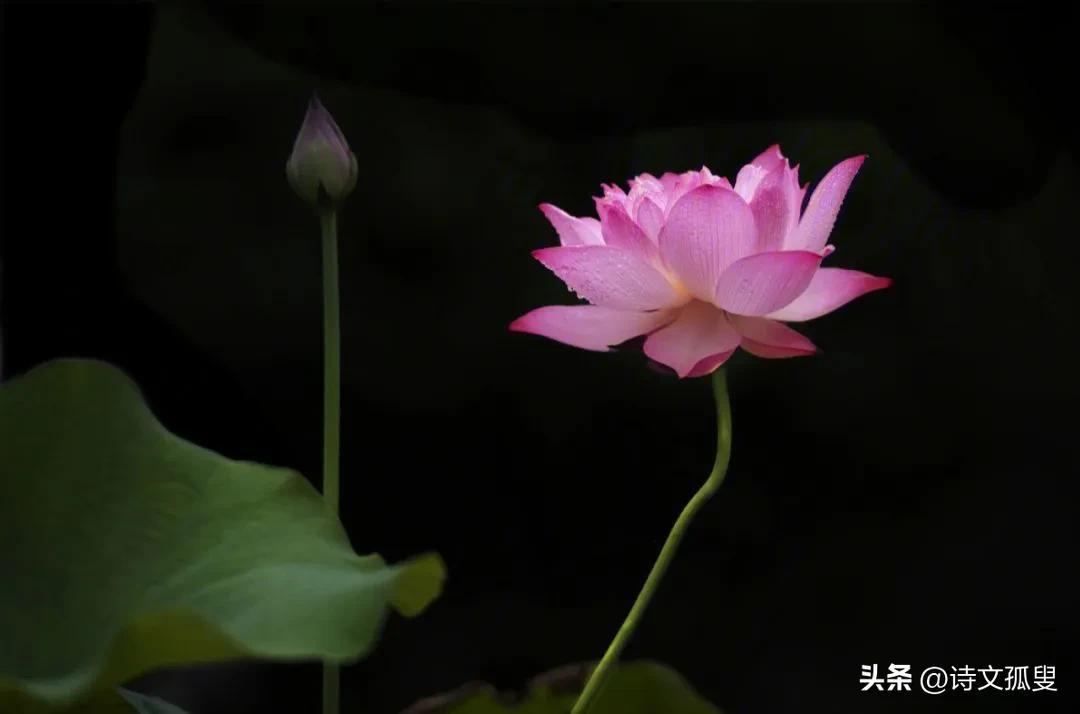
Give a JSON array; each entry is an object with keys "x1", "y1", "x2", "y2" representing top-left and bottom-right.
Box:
[
  {"x1": 571, "y1": 367, "x2": 733, "y2": 714},
  {"x1": 320, "y1": 208, "x2": 341, "y2": 714}
]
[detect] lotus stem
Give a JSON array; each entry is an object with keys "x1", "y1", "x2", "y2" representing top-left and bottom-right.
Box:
[
  {"x1": 321, "y1": 208, "x2": 341, "y2": 714},
  {"x1": 571, "y1": 367, "x2": 733, "y2": 714}
]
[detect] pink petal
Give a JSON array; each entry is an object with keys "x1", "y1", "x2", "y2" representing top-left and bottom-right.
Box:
[
  {"x1": 659, "y1": 172, "x2": 680, "y2": 196},
  {"x1": 733, "y1": 144, "x2": 786, "y2": 201},
  {"x1": 685, "y1": 351, "x2": 738, "y2": 378},
  {"x1": 714, "y1": 250, "x2": 823, "y2": 316},
  {"x1": 533, "y1": 246, "x2": 682, "y2": 310},
  {"x1": 599, "y1": 202, "x2": 655, "y2": 256},
  {"x1": 750, "y1": 144, "x2": 786, "y2": 172},
  {"x1": 601, "y1": 182, "x2": 628, "y2": 204},
  {"x1": 630, "y1": 173, "x2": 665, "y2": 194},
  {"x1": 636, "y1": 197, "x2": 665, "y2": 241},
  {"x1": 643, "y1": 301, "x2": 741, "y2": 378},
  {"x1": 661, "y1": 169, "x2": 732, "y2": 212},
  {"x1": 593, "y1": 184, "x2": 631, "y2": 218},
  {"x1": 786, "y1": 155, "x2": 866, "y2": 252},
  {"x1": 658, "y1": 185, "x2": 758, "y2": 301},
  {"x1": 628, "y1": 174, "x2": 667, "y2": 213},
  {"x1": 510, "y1": 305, "x2": 675, "y2": 352},
  {"x1": 729, "y1": 315, "x2": 817, "y2": 358},
  {"x1": 749, "y1": 163, "x2": 801, "y2": 252},
  {"x1": 766, "y1": 268, "x2": 892, "y2": 322},
  {"x1": 539, "y1": 203, "x2": 603, "y2": 246},
  {"x1": 733, "y1": 165, "x2": 768, "y2": 203}
]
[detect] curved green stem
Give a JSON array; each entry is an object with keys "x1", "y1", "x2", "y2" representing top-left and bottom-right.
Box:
[
  {"x1": 320, "y1": 209, "x2": 341, "y2": 714},
  {"x1": 571, "y1": 368, "x2": 733, "y2": 714}
]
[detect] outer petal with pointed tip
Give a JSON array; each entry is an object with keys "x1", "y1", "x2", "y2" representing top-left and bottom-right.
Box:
[
  {"x1": 510, "y1": 305, "x2": 675, "y2": 352},
  {"x1": 659, "y1": 185, "x2": 758, "y2": 301},
  {"x1": 733, "y1": 144, "x2": 786, "y2": 201},
  {"x1": 643, "y1": 301, "x2": 741, "y2": 378},
  {"x1": 533, "y1": 246, "x2": 682, "y2": 310},
  {"x1": 766, "y1": 268, "x2": 892, "y2": 322},
  {"x1": 750, "y1": 144, "x2": 786, "y2": 172},
  {"x1": 714, "y1": 250, "x2": 823, "y2": 316},
  {"x1": 749, "y1": 163, "x2": 802, "y2": 252},
  {"x1": 539, "y1": 204, "x2": 604, "y2": 246},
  {"x1": 786, "y1": 155, "x2": 866, "y2": 252},
  {"x1": 729, "y1": 315, "x2": 817, "y2": 358},
  {"x1": 599, "y1": 203, "x2": 656, "y2": 256}
]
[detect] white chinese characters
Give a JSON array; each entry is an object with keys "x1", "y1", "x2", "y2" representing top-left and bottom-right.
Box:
[{"x1": 860, "y1": 664, "x2": 1056, "y2": 694}]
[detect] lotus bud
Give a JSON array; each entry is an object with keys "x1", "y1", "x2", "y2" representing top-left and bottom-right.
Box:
[{"x1": 286, "y1": 94, "x2": 357, "y2": 209}]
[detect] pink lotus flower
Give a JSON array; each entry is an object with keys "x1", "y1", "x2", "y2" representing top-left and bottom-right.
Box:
[{"x1": 510, "y1": 146, "x2": 892, "y2": 377}]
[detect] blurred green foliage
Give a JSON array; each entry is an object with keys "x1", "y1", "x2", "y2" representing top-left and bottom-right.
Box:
[
  {"x1": 0, "y1": 360, "x2": 444, "y2": 712},
  {"x1": 403, "y1": 661, "x2": 721, "y2": 714}
]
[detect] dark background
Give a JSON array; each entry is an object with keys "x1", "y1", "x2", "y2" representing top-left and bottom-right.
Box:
[{"x1": 2, "y1": 1, "x2": 1078, "y2": 713}]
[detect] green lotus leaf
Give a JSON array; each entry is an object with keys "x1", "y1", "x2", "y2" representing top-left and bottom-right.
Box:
[
  {"x1": 0, "y1": 359, "x2": 445, "y2": 711},
  {"x1": 402, "y1": 660, "x2": 721, "y2": 714}
]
